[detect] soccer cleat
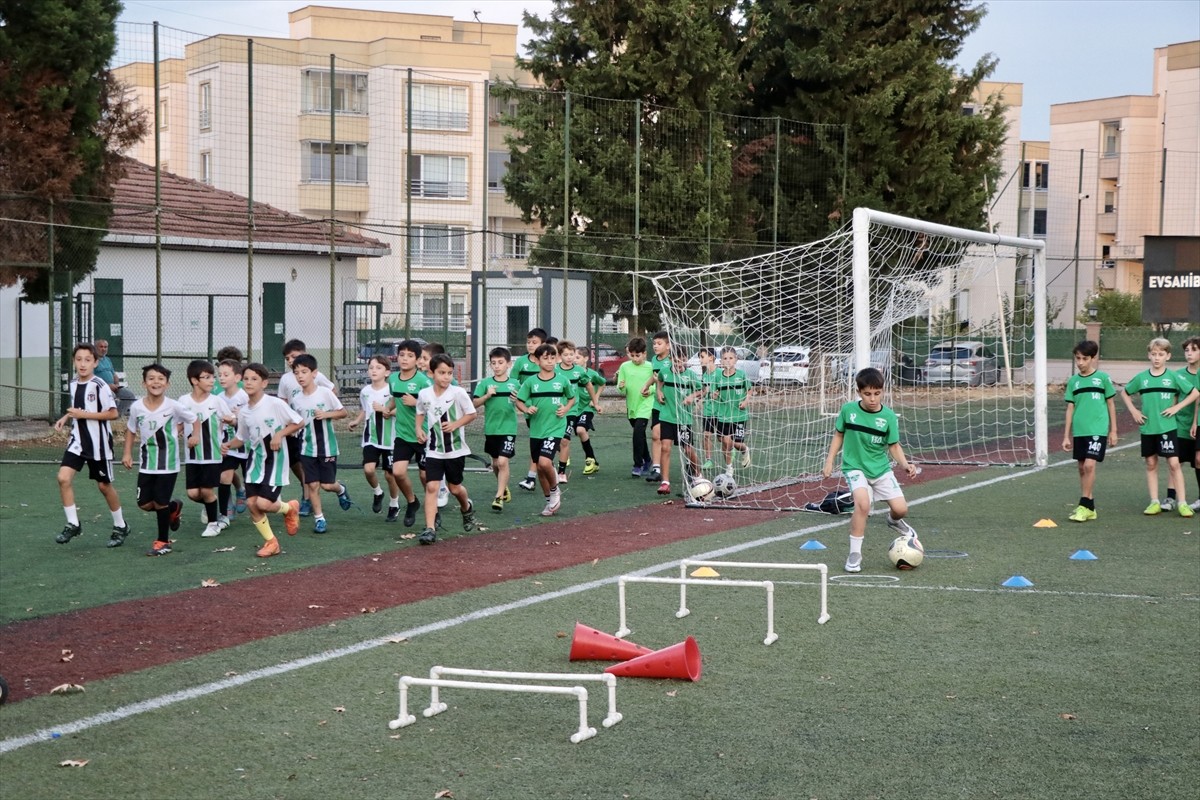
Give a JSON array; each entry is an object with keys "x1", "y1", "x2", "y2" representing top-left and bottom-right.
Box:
[
  {"x1": 541, "y1": 495, "x2": 562, "y2": 517},
  {"x1": 338, "y1": 486, "x2": 353, "y2": 511},
  {"x1": 462, "y1": 501, "x2": 477, "y2": 531},
  {"x1": 256, "y1": 537, "x2": 280, "y2": 558},
  {"x1": 1143, "y1": 501, "x2": 1162, "y2": 516},
  {"x1": 385, "y1": 505, "x2": 400, "y2": 523},
  {"x1": 702, "y1": 459, "x2": 714, "y2": 470},
  {"x1": 107, "y1": 524, "x2": 130, "y2": 548},
  {"x1": 235, "y1": 491, "x2": 248, "y2": 514},
  {"x1": 657, "y1": 481, "x2": 671, "y2": 496},
  {"x1": 1160, "y1": 498, "x2": 1176, "y2": 512},
  {"x1": 56, "y1": 523, "x2": 82, "y2": 544},
  {"x1": 491, "y1": 496, "x2": 504, "y2": 512},
  {"x1": 146, "y1": 540, "x2": 172, "y2": 557},
  {"x1": 518, "y1": 477, "x2": 537, "y2": 491},
  {"x1": 418, "y1": 527, "x2": 437, "y2": 545},
  {"x1": 887, "y1": 516, "x2": 917, "y2": 537},
  {"x1": 437, "y1": 481, "x2": 450, "y2": 508},
  {"x1": 741, "y1": 446, "x2": 752, "y2": 468},
  {"x1": 168, "y1": 500, "x2": 182, "y2": 532},
  {"x1": 200, "y1": 507, "x2": 208, "y2": 524},
  {"x1": 1067, "y1": 506, "x2": 1097, "y2": 523},
  {"x1": 844, "y1": 552, "x2": 862, "y2": 573},
  {"x1": 372, "y1": 492, "x2": 384, "y2": 514},
  {"x1": 583, "y1": 457, "x2": 599, "y2": 475},
  {"x1": 558, "y1": 471, "x2": 569, "y2": 484},
  {"x1": 403, "y1": 499, "x2": 420, "y2": 527},
  {"x1": 284, "y1": 499, "x2": 300, "y2": 535},
  {"x1": 201, "y1": 521, "x2": 223, "y2": 538},
  {"x1": 298, "y1": 498, "x2": 313, "y2": 517},
  {"x1": 631, "y1": 465, "x2": 644, "y2": 478},
  {"x1": 314, "y1": 518, "x2": 328, "y2": 534},
  {"x1": 1181, "y1": 503, "x2": 1195, "y2": 518},
  {"x1": 216, "y1": 515, "x2": 231, "y2": 532},
  {"x1": 645, "y1": 467, "x2": 661, "y2": 483},
  {"x1": 503, "y1": 487, "x2": 512, "y2": 503}
]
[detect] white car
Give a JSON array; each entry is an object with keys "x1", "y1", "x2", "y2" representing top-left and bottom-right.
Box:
[
  {"x1": 758, "y1": 345, "x2": 811, "y2": 386},
  {"x1": 686, "y1": 345, "x2": 762, "y2": 383}
]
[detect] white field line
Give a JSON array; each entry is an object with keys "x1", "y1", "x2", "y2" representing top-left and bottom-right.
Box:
[
  {"x1": 0, "y1": 450, "x2": 1136, "y2": 755},
  {"x1": 773, "y1": 579, "x2": 1200, "y2": 603}
]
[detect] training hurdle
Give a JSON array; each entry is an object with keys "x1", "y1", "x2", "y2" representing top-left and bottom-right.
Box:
[
  {"x1": 615, "y1": 576, "x2": 779, "y2": 645},
  {"x1": 389, "y1": 676, "x2": 598, "y2": 744},
  {"x1": 679, "y1": 560, "x2": 831, "y2": 625},
  {"x1": 427, "y1": 667, "x2": 623, "y2": 728}
]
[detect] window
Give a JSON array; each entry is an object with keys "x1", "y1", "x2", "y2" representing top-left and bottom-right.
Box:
[
  {"x1": 417, "y1": 296, "x2": 467, "y2": 331},
  {"x1": 302, "y1": 69, "x2": 368, "y2": 114},
  {"x1": 1101, "y1": 122, "x2": 1120, "y2": 156},
  {"x1": 302, "y1": 142, "x2": 368, "y2": 183},
  {"x1": 488, "y1": 151, "x2": 509, "y2": 190},
  {"x1": 411, "y1": 83, "x2": 468, "y2": 131},
  {"x1": 502, "y1": 232, "x2": 527, "y2": 259},
  {"x1": 1032, "y1": 208, "x2": 1047, "y2": 237},
  {"x1": 1103, "y1": 191, "x2": 1116, "y2": 214},
  {"x1": 158, "y1": 99, "x2": 169, "y2": 130},
  {"x1": 199, "y1": 81, "x2": 211, "y2": 130},
  {"x1": 200, "y1": 151, "x2": 212, "y2": 184},
  {"x1": 409, "y1": 224, "x2": 467, "y2": 267},
  {"x1": 488, "y1": 93, "x2": 520, "y2": 123},
  {"x1": 1022, "y1": 161, "x2": 1048, "y2": 190},
  {"x1": 408, "y1": 154, "x2": 467, "y2": 198}
]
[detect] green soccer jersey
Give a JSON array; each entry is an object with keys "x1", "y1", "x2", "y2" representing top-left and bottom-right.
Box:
[
  {"x1": 388, "y1": 369, "x2": 434, "y2": 443},
  {"x1": 1064, "y1": 370, "x2": 1116, "y2": 437},
  {"x1": 474, "y1": 374, "x2": 520, "y2": 435},
  {"x1": 616, "y1": 360, "x2": 656, "y2": 419},
  {"x1": 711, "y1": 368, "x2": 751, "y2": 423},
  {"x1": 1175, "y1": 366, "x2": 1199, "y2": 440},
  {"x1": 835, "y1": 400, "x2": 900, "y2": 480},
  {"x1": 574, "y1": 368, "x2": 605, "y2": 414},
  {"x1": 517, "y1": 372, "x2": 575, "y2": 440},
  {"x1": 557, "y1": 363, "x2": 589, "y2": 414},
  {"x1": 1126, "y1": 368, "x2": 1195, "y2": 435},
  {"x1": 649, "y1": 354, "x2": 671, "y2": 411},
  {"x1": 512, "y1": 354, "x2": 542, "y2": 386},
  {"x1": 700, "y1": 365, "x2": 719, "y2": 419},
  {"x1": 659, "y1": 366, "x2": 701, "y2": 425}
]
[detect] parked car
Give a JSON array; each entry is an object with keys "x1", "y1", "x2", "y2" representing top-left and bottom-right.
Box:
[
  {"x1": 356, "y1": 337, "x2": 426, "y2": 364},
  {"x1": 686, "y1": 345, "x2": 762, "y2": 383},
  {"x1": 589, "y1": 343, "x2": 629, "y2": 383},
  {"x1": 837, "y1": 348, "x2": 923, "y2": 386},
  {"x1": 758, "y1": 345, "x2": 811, "y2": 386},
  {"x1": 923, "y1": 340, "x2": 999, "y2": 386}
]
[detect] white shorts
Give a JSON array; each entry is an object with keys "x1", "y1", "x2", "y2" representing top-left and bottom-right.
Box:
[{"x1": 844, "y1": 469, "x2": 904, "y2": 504}]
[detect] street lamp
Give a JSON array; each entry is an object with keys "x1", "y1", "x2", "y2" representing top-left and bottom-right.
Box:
[{"x1": 1086, "y1": 300, "x2": 1098, "y2": 320}]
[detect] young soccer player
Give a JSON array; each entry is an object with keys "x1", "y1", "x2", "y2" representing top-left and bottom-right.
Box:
[
  {"x1": 290, "y1": 353, "x2": 351, "y2": 533},
  {"x1": 221, "y1": 363, "x2": 303, "y2": 557},
  {"x1": 1061, "y1": 341, "x2": 1118, "y2": 522},
  {"x1": 574, "y1": 346, "x2": 606, "y2": 475},
  {"x1": 654, "y1": 345, "x2": 705, "y2": 495},
  {"x1": 696, "y1": 347, "x2": 720, "y2": 469},
  {"x1": 276, "y1": 339, "x2": 337, "y2": 517},
  {"x1": 1169, "y1": 337, "x2": 1200, "y2": 512},
  {"x1": 414, "y1": 354, "x2": 479, "y2": 544},
  {"x1": 216, "y1": 358, "x2": 249, "y2": 523},
  {"x1": 822, "y1": 367, "x2": 919, "y2": 573},
  {"x1": 387, "y1": 339, "x2": 434, "y2": 527},
  {"x1": 516, "y1": 343, "x2": 575, "y2": 516},
  {"x1": 178, "y1": 359, "x2": 233, "y2": 536},
  {"x1": 555, "y1": 341, "x2": 595, "y2": 483},
  {"x1": 121, "y1": 364, "x2": 197, "y2": 555},
  {"x1": 54, "y1": 343, "x2": 129, "y2": 547},
  {"x1": 347, "y1": 355, "x2": 401, "y2": 521},
  {"x1": 711, "y1": 346, "x2": 753, "y2": 474},
  {"x1": 1121, "y1": 338, "x2": 1199, "y2": 517},
  {"x1": 641, "y1": 331, "x2": 671, "y2": 483},
  {"x1": 473, "y1": 347, "x2": 520, "y2": 512},
  {"x1": 514, "y1": 327, "x2": 548, "y2": 491},
  {"x1": 421, "y1": 342, "x2": 452, "y2": 510},
  {"x1": 616, "y1": 337, "x2": 655, "y2": 477}
]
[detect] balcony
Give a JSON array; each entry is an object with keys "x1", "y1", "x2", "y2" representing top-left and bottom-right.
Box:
[
  {"x1": 1096, "y1": 212, "x2": 1117, "y2": 235},
  {"x1": 1098, "y1": 158, "x2": 1119, "y2": 180}
]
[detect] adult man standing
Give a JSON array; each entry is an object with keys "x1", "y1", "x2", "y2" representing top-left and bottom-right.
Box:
[{"x1": 93, "y1": 339, "x2": 136, "y2": 417}]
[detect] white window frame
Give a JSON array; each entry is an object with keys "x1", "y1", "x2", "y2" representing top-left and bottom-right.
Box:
[
  {"x1": 1022, "y1": 160, "x2": 1048, "y2": 190},
  {"x1": 301, "y1": 141, "x2": 369, "y2": 184},
  {"x1": 158, "y1": 98, "x2": 169, "y2": 130},
  {"x1": 408, "y1": 224, "x2": 467, "y2": 268},
  {"x1": 411, "y1": 83, "x2": 468, "y2": 131},
  {"x1": 409, "y1": 154, "x2": 468, "y2": 199},
  {"x1": 302, "y1": 69, "x2": 368, "y2": 115},
  {"x1": 502, "y1": 232, "x2": 528, "y2": 259},
  {"x1": 200, "y1": 151, "x2": 212, "y2": 184},
  {"x1": 415, "y1": 294, "x2": 467, "y2": 331},
  {"x1": 488, "y1": 150, "x2": 509, "y2": 191},
  {"x1": 198, "y1": 81, "x2": 211, "y2": 130},
  {"x1": 1101, "y1": 121, "x2": 1120, "y2": 157}
]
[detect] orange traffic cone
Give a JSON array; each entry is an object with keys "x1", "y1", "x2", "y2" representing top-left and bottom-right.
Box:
[
  {"x1": 604, "y1": 636, "x2": 702, "y2": 681},
  {"x1": 568, "y1": 622, "x2": 654, "y2": 662}
]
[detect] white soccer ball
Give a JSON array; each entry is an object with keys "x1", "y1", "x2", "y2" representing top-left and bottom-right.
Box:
[
  {"x1": 689, "y1": 479, "x2": 715, "y2": 502},
  {"x1": 887, "y1": 535, "x2": 925, "y2": 570},
  {"x1": 713, "y1": 473, "x2": 737, "y2": 499}
]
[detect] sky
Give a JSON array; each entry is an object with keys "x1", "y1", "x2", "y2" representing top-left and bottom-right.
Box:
[{"x1": 116, "y1": 0, "x2": 1200, "y2": 141}]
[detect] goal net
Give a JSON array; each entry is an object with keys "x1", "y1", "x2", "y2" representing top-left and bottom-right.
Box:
[{"x1": 649, "y1": 208, "x2": 1047, "y2": 511}]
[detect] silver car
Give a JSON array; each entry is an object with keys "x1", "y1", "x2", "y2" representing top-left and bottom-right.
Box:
[{"x1": 923, "y1": 341, "x2": 999, "y2": 386}]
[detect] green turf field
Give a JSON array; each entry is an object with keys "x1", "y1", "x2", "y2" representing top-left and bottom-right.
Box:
[{"x1": 1, "y1": 445, "x2": 1198, "y2": 799}]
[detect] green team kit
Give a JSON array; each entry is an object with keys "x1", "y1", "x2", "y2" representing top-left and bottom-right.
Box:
[{"x1": 835, "y1": 401, "x2": 900, "y2": 479}]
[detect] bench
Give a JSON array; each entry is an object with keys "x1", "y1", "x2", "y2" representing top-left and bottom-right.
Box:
[{"x1": 335, "y1": 363, "x2": 370, "y2": 395}]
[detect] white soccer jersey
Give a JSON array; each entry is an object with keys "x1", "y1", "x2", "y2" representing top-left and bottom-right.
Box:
[
  {"x1": 290, "y1": 386, "x2": 344, "y2": 458},
  {"x1": 276, "y1": 369, "x2": 334, "y2": 406},
  {"x1": 358, "y1": 383, "x2": 395, "y2": 448},
  {"x1": 237, "y1": 395, "x2": 304, "y2": 486},
  {"x1": 416, "y1": 384, "x2": 475, "y2": 460},
  {"x1": 178, "y1": 392, "x2": 232, "y2": 465},
  {"x1": 65, "y1": 376, "x2": 117, "y2": 461},
  {"x1": 127, "y1": 397, "x2": 198, "y2": 474},
  {"x1": 220, "y1": 388, "x2": 250, "y2": 460}
]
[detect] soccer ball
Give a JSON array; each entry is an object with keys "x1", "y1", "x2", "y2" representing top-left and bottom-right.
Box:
[
  {"x1": 887, "y1": 535, "x2": 925, "y2": 570},
  {"x1": 713, "y1": 473, "x2": 737, "y2": 499},
  {"x1": 689, "y1": 479, "x2": 715, "y2": 502}
]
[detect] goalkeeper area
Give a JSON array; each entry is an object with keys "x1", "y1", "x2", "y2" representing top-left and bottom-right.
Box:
[{"x1": 651, "y1": 208, "x2": 1047, "y2": 511}]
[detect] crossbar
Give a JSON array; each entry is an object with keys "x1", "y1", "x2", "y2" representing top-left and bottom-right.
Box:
[
  {"x1": 616, "y1": 575, "x2": 778, "y2": 645},
  {"x1": 680, "y1": 560, "x2": 831, "y2": 625},
  {"x1": 428, "y1": 667, "x2": 622, "y2": 728}
]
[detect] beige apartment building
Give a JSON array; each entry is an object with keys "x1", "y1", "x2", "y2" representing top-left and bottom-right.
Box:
[{"x1": 115, "y1": 5, "x2": 539, "y2": 331}]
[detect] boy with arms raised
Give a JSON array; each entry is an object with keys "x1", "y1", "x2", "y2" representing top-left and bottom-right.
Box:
[
  {"x1": 290, "y1": 353, "x2": 351, "y2": 533},
  {"x1": 122, "y1": 364, "x2": 197, "y2": 555},
  {"x1": 616, "y1": 337, "x2": 655, "y2": 477},
  {"x1": 414, "y1": 353, "x2": 479, "y2": 544},
  {"x1": 54, "y1": 343, "x2": 130, "y2": 547},
  {"x1": 178, "y1": 360, "x2": 233, "y2": 537},
  {"x1": 1121, "y1": 338, "x2": 1199, "y2": 517},
  {"x1": 347, "y1": 355, "x2": 402, "y2": 521},
  {"x1": 221, "y1": 363, "x2": 303, "y2": 557},
  {"x1": 514, "y1": 327, "x2": 549, "y2": 491},
  {"x1": 1061, "y1": 341, "x2": 1118, "y2": 522},
  {"x1": 473, "y1": 346, "x2": 520, "y2": 512},
  {"x1": 711, "y1": 346, "x2": 753, "y2": 474},
  {"x1": 387, "y1": 339, "x2": 434, "y2": 527},
  {"x1": 216, "y1": 358, "x2": 249, "y2": 524},
  {"x1": 822, "y1": 367, "x2": 919, "y2": 573},
  {"x1": 516, "y1": 343, "x2": 575, "y2": 516}
]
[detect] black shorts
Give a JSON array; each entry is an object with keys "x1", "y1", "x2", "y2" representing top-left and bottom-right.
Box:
[
  {"x1": 561, "y1": 416, "x2": 580, "y2": 441},
  {"x1": 716, "y1": 420, "x2": 747, "y2": 442},
  {"x1": 221, "y1": 454, "x2": 248, "y2": 474},
  {"x1": 1141, "y1": 431, "x2": 1179, "y2": 459},
  {"x1": 245, "y1": 481, "x2": 283, "y2": 503},
  {"x1": 484, "y1": 434, "x2": 517, "y2": 460},
  {"x1": 424, "y1": 455, "x2": 466, "y2": 485},
  {"x1": 574, "y1": 411, "x2": 595, "y2": 432},
  {"x1": 702, "y1": 416, "x2": 718, "y2": 434},
  {"x1": 661, "y1": 421, "x2": 693, "y2": 447},
  {"x1": 185, "y1": 462, "x2": 223, "y2": 490},
  {"x1": 299, "y1": 454, "x2": 338, "y2": 485},
  {"x1": 362, "y1": 445, "x2": 393, "y2": 470},
  {"x1": 136, "y1": 471, "x2": 178, "y2": 507},
  {"x1": 530, "y1": 437, "x2": 560, "y2": 462},
  {"x1": 286, "y1": 435, "x2": 302, "y2": 462},
  {"x1": 651, "y1": 408, "x2": 661, "y2": 428},
  {"x1": 60, "y1": 451, "x2": 114, "y2": 484},
  {"x1": 392, "y1": 438, "x2": 426, "y2": 469},
  {"x1": 1178, "y1": 436, "x2": 1197, "y2": 467},
  {"x1": 1072, "y1": 435, "x2": 1107, "y2": 463}
]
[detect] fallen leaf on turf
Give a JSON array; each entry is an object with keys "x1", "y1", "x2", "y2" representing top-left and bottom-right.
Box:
[
  {"x1": 225, "y1": 671, "x2": 238, "y2": 677},
  {"x1": 591, "y1": 558, "x2": 599, "y2": 566},
  {"x1": 361, "y1": 607, "x2": 377, "y2": 614},
  {"x1": 945, "y1": 694, "x2": 957, "y2": 700},
  {"x1": 399, "y1": 534, "x2": 416, "y2": 540},
  {"x1": 334, "y1": 706, "x2": 345, "y2": 713},
  {"x1": 318, "y1": 720, "x2": 327, "y2": 727},
  {"x1": 213, "y1": 546, "x2": 236, "y2": 552},
  {"x1": 1059, "y1": 713, "x2": 1077, "y2": 720},
  {"x1": 532, "y1": 581, "x2": 542, "y2": 586},
  {"x1": 546, "y1": 541, "x2": 560, "y2": 546},
  {"x1": 60, "y1": 649, "x2": 74, "y2": 663},
  {"x1": 638, "y1": 532, "x2": 649, "y2": 536},
  {"x1": 435, "y1": 791, "x2": 454, "y2": 799},
  {"x1": 201, "y1": 578, "x2": 220, "y2": 588},
  {"x1": 371, "y1": 557, "x2": 379, "y2": 562},
  {"x1": 50, "y1": 683, "x2": 84, "y2": 695},
  {"x1": 386, "y1": 636, "x2": 408, "y2": 644},
  {"x1": 555, "y1": 631, "x2": 567, "y2": 638},
  {"x1": 59, "y1": 760, "x2": 89, "y2": 767},
  {"x1": 308, "y1": 605, "x2": 324, "y2": 609},
  {"x1": 389, "y1": 734, "x2": 401, "y2": 739},
  {"x1": 666, "y1": 690, "x2": 677, "y2": 697}
]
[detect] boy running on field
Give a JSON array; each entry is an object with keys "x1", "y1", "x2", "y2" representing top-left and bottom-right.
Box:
[
  {"x1": 421, "y1": 342, "x2": 452, "y2": 510},
  {"x1": 387, "y1": 339, "x2": 434, "y2": 527},
  {"x1": 574, "y1": 346, "x2": 606, "y2": 475},
  {"x1": 473, "y1": 346, "x2": 521, "y2": 512},
  {"x1": 711, "y1": 346, "x2": 753, "y2": 474},
  {"x1": 122, "y1": 364, "x2": 197, "y2": 555},
  {"x1": 822, "y1": 367, "x2": 919, "y2": 573},
  {"x1": 290, "y1": 353, "x2": 351, "y2": 533},
  {"x1": 216, "y1": 359, "x2": 249, "y2": 524},
  {"x1": 516, "y1": 343, "x2": 575, "y2": 516},
  {"x1": 654, "y1": 345, "x2": 705, "y2": 496},
  {"x1": 616, "y1": 337, "x2": 655, "y2": 476},
  {"x1": 556, "y1": 341, "x2": 597, "y2": 483},
  {"x1": 1061, "y1": 340, "x2": 1118, "y2": 522},
  {"x1": 276, "y1": 339, "x2": 337, "y2": 517},
  {"x1": 347, "y1": 355, "x2": 402, "y2": 521},
  {"x1": 414, "y1": 353, "x2": 479, "y2": 544},
  {"x1": 514, "y1": 327, "x2": 549, "y2": 492},
  {"x1": 178, "y1": 359, "x2": 233, "y2": 537}
]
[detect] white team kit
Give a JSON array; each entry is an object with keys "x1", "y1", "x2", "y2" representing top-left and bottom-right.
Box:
[
  {"x1": 65, "y1": 376, "x2": 118, "y2": 462},
  {"x1": 276, "y1": 370, "x2": 335, "y2": 407},
  {"x1": 289, "y1": 386, "x2": 344, "y2": 458},
  {"x1": 127, "y1": 397, "x2": 198, "y2": 474},
  {"x1": 219, "y1": 388, "x2": 250, "y2": 460},
  {"x1": 177, "y1": 393, "x2": 232, "y2": 465},
  {"x1": 416, "y1": 385, "x2": 475, "y2": 459},
  {"x1": 236, "y1": 395, "x2": 304, "y2": 486}
]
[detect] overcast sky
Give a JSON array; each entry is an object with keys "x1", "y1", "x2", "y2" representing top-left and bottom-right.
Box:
[{"x1": 117, "y1": 0, "x2": 1200, "y2": 140}]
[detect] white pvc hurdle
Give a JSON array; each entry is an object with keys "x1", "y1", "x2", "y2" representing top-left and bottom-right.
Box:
[
  {"x1": 615, "y1": 575, "x2": 778, "y2": 645},
  {"x1": 389, "y1": 676, "x2": 597, "y2": 744},
  {"x1": 679, "y1": 560, "x2": 831, "y2": 625},
  {"x1": 427, "y1": 667, "x2": 623, "y2": 728}
]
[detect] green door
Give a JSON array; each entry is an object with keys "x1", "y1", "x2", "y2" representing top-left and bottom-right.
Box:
[
  {"x1": 506, "y1": 305, "x2": 529, "y2": 352},
  {"x1": 262, "y1": 282, "x2": 286, "y2": 371},
  {"x1": 94, "y1": 278, "x2": 124, "y2": 368}
]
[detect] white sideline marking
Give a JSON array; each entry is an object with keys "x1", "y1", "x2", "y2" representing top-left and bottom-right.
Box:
[
  {"x1": 773, "y1": 579, "x2": 1200, "y2": 603},
  {"x1": 0, "y1": 454, "x2": 1127, "y2": 755}
]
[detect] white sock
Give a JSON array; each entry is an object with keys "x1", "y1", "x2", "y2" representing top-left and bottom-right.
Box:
[
  {"x1": 64, "y1": 505, "x2": 79, "y2": 526},
  {"x1": 373, "y1": 486, "x2": 384, "y2": 497},
  {"x1": 316, "y1": 514, "x2": 326, "y2": 522},
  {"x1": 111, "y1": 508, "x2": 125, "y2": 528},
  {"x1": 389, "y1": 497, "x2": 401, "y2": 508},
  {"x1": 527, "y1": 470, "x2": 537, "y2": 479},
  {"x1": 849, "y1": 536, "x2": 863, "y2": 555}
]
